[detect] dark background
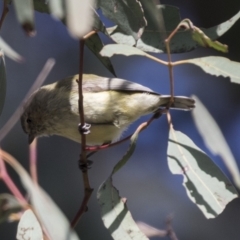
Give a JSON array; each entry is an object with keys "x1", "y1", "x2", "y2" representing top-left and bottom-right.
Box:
[{"x1": 1, "y1": 0, "x2": 240, "y2": 239}]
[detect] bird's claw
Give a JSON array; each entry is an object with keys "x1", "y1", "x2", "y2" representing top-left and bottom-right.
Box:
[{"x1": 78, "y1": 123, "x2": 91, "y2": 135}]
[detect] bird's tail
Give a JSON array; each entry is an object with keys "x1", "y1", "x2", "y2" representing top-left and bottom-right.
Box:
[{"x1": 160, "y1": 95, "x2": 195, "y2": 110}]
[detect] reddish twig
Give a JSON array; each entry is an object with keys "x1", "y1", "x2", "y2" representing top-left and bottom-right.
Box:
[
  {"x1": 166, "y1": 215, "x2": 178, "y2": 240},
  {"x1": 71, "y1": 38, "x2": 93, "y2": 228},
  {"x1": 0, "y1": 149, "x2": 27, "y2": 205}
]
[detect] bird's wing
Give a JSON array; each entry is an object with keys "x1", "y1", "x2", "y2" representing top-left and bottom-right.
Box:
[{"x1": 68, "y1": 74, "x2": 158, "y2": 94}]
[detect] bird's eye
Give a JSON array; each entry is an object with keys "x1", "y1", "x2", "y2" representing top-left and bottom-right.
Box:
[{"x1": 26, "y1": 118, "x2": 32, "y2": 124}]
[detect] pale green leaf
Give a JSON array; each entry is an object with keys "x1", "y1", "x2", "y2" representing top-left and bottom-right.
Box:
[
  {"x1": 0, "y1": 194, "x2": 22, "y2": 224},
  {"x1": 192, "y1": 96, "x2": 240, "y2": 189},
  {"x1": 168, "y1": 129, "x2": 238, "y2": 219},
  {"x1": 49, "y1": 0, "x2": 64, "y2": 19},
  {"x1": 6, "y1": 155, "x2": 79, "y2": 240},
  {"x1": 97, "y1": 0, "x2": 147, "y2": 41},
  {"x1": 184, "y1": 56, "x2": 240, "y2": 83},
  {"x1": 111, "y1": 127, "x2": 139, "y2": 175},
  {"x1": 192, "y1": 26, "x2": 228, "y2": 53},
  {"x1": 13, "y1": 0, "x2": 35, "y2": 35},
  {"x1": 97, "y1": 178, "x2": 149, "y2": 240},
  {"x1": 0, "y1": 37, "x2": 23, "y2": 62},
  {"x1": 66, "y1": 0, "x2": 94, "y2": 38},
  {"x1": 16, "y1": 209, "x2": 43, "y2": 240},
  {"x1": 0, "y1": 51, "x2": 6, "y2": 116},
  {"x1": 100, "y1": 44, "x2": 147, "y2": 58},
  {"x1": 203, "y1": 11, "x2": 240, "y2": 40},
  {"x1": 109, "y1": 5, "x2": 240, "y2": 53}
]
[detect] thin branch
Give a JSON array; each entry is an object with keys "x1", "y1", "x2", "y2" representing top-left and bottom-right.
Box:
[
  {"x1": 0, "y1": 149, "x2": 27, "y2": 205},
  {"x1": 0, "y1": 0, "x2": 9, "y2": 30},
  {"x1": 86, "y1": 110, "x2": 164, "y2": 152},
  {"x1": 71, "y1": 38, "x2": 93, "y2": 228}
]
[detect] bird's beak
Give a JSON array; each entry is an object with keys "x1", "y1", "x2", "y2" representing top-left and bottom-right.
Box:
[{"x1": 28, "y1": 134, "x2": 35, "y2": 145}]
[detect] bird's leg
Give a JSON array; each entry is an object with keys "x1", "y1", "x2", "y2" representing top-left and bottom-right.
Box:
[{"x1": 78, "y1": 123, "x2": 91, "y2": 135}]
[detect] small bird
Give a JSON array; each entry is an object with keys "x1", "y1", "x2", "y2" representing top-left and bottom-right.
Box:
[{"x1": 21, "y1": 74, "x2": 194, "y2": 145}]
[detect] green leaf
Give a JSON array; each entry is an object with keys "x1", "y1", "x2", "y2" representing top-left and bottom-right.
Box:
[
  {"x1": 5, "y1": 154, "x2": 79, "y2": 240},
  {"x1": 97, "y1": 178, "x2": 149, "y2": 240},
  {"x1": 85, "y1": 34, "x2": 116, "y2": 76},
  {"x1": 97, "y1": 0, "x2": 147, "y2": 41},
  {"x1": 0, "y1": 37, "x2": 23, "y2": 62},
  {"x1": 13, "y1": 0, "x2": 35, "y2": 36},
  {"x1": 168, "y1": 129, "x2": 238, "y2": 219},
  {"x1": 203, "y1": 10, "x2": 240, "y2": 41},
  {"x1": 192, "y1": 96, "x2": 240, "y2": 189},
  {"x1": 111, "y1": 128, "x2": 140, "y2": 175},
  {"x1": 66, "y1": 0, "x2": 94, "y2": 38},
  {"x1": 0, "y1": 194, "x2": 22, "y2": 224},
  {"x1": 0, "y1": 51, "x2": 6, "y2": 116},
  {"x1": 48, "y1": 0, "x2": 64, "y2": 19},
  {"x1": 184, "y1": 56, "x2": 240, "y2": 84},
  {"x1": 100, "y1": 44, "x2": 147, "y2": 58},
  {"x1": 16, "y1": 209, "x2": 43, "y2": 240},
  {"x1": 109, "y1": 5, "x2": 240, "y2": 53},
  {"x1": 33, "y1": 0, "x2": 50, "y2": 13},
  {"x1": 192, "y1": 26, "x2": 228, "y2": 53}
]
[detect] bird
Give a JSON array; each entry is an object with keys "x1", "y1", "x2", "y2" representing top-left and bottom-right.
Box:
[{"x1": 21, "y1": 74, "x2": 195, "y2": 145}]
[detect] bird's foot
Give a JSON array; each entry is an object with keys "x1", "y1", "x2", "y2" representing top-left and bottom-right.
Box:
[{"x1": 78, "y1": 123, "x2": 91, "y2": 135}]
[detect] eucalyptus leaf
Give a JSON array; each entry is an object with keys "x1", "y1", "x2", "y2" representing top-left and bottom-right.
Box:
[
  {"x1": 85, "y1": 34, "x2": 116, "y2": 76},
  {"x1": 13, "y1": 0, "x2": 35, "y2": 36},
  {"x1": 33, "y1": 0, "x2": 49, "y2": 14},
  {"x1": 66, "y1": 0, "x2": 94, "y2": 38},
  {"x1": 109, "y1": 5, "x2": 240, "y2": 53},
  {"x1": 97, "y1": 0, "x2": 147, "y2": 41},
  {"x1": 98, "y1": 178, "x2": 149, "y2": 240},
  {"x1": 2, "y1": 151, "x2": 79, "y2": 240},
  {"x1": 16, "y1": 209, "x2": 43, "y2": 240},
  {"x1": 184, "y1": 56, "x2": 240, "y2": 84},
  {"x1": 192, "y1": 96, "x2": 240, "y2": 189},
  {"x1": 168, "y1": 129, "x2": 238, "y2": 219},
  {"x1": 0, "y1": 51, "x2": 6, "y2": 116},
  {"x1": 100, "y1": 44, "x2": 147, "y2": 58},
  {"x1": 48, "y1": 0, "x2": 64, "y2": 19},
  {"x1": 97, "y1": 121, "x2": 148, "y2": 240}
]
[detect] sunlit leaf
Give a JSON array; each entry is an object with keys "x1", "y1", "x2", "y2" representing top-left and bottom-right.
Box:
[
  {"x1": 100, "y1": 44, "x2": 147, "y2": 58},
  {"x1": 13, "y1": 0, "x2": 35, "y2": 36},
  {"x1": 184, "y1": 56, "x2": 240, "y2": 84},
  {"x1": 109, "y1": 5, "x2": 240, "y2": 53},
  {"x1": 97, "y1": 178, "x2": 149, "y2": 240},
  {"x1": 16, "y1": 209, "x2": 43, "y2": 240},
  {"x1": 97, "y1": 0, "x2": 147, "y2": 41},
  {"x1": 167, "y1": 129, "x2": 238, "y2": 219},
  {"x1": 192, "y1": 26, "x2": 228, "y2": 53},
  {"x1": 49, "y1": 0, "x2": 64, "y2": 19},
  {"x1": 85, "y1": 34, "x2": 116, "y2": 76},
  {"x1": 97, "y1": 124, "x2": 147, "y2": 239},
  {"x1": 66, "y1": 0, "x2": 94, "y2": 38},
  {"x1": 0, "y1": 51, "x2": 6, "y2": 116},
  {"x1": 0, "y1": 37, "x2": 23, "y2": 62},
  {"x1": 0, "y1": 194, "x2": 22, "y2": 224},
  {"x1": 192, "y1": 96, "x2": 240, "y2": 189}
]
